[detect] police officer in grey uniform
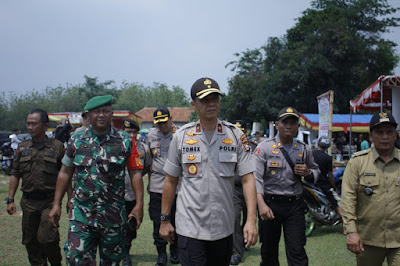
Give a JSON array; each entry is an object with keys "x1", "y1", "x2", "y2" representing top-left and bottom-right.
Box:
[
  {"x1": 122, "y1": 119, "x2": 153, "y2": 266},
  {"x1": 255, "y1": 107, "x2": 320, "y2": 266},
  {"x1": 159, "y1": 77, "x2": 258, "y2": 266},
  {"x1": 146, "y1": 107, "x2": 179, "y2": 266}
]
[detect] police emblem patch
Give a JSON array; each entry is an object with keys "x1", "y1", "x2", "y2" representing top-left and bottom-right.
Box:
[
  {"x1": 188, "y1": 164, "x2": 198, "y2": 175},
  {"x1": 271, "y1": 170, "x2": 276, "y2": 175},
  {"x1": 187, "y1": 154, "x2": 196, "y2": 161},
  {"x1": 240, "y1": 134, "x2": 251, "y2": 152},
  {"x1": 222, "y1": 138, "x2": 233, "y2": 144},
  {"x1": 185, "y1": 139, "x2": 199, "y2": 145}
]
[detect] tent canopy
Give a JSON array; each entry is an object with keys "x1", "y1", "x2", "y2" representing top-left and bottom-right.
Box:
[
  {"x1": 300, "y1": 113, "x2": 373, "y2": 133},
  {"x1": 350, "y1": 75, "x2": 400, "y2": 112}
]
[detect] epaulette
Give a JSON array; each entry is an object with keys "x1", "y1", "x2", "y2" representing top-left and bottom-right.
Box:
[
  {"x1": 264, "y1": 137, "x2": 276, "y2": 142},
  {"x1": 221, "y1": 120, "x2": 236, "y2": 128},
  {"x1": 352, "y1": 149, "x2": 370, "y2": 158},
  {"x1": 295, "y1": 139, "x2": 307, "y2": 146},
  {"x1": 175, "y1": 122, "x2": 196, "y2": 134}
]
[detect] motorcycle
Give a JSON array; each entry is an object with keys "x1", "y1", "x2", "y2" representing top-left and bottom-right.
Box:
[
  {"x1": 0, "y1": 141, "x2": 14, "y2": 175},
  {"x1": 303, "y1": 181, "x2": 341, "y2": 237}
]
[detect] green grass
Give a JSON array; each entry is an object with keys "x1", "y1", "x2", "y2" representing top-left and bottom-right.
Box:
[{"x1": 0, "y1": 173, "x2": 356, "y2": 265}]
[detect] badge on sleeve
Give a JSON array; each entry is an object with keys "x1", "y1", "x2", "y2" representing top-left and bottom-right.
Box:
[
  {"x1": 255, "y1": 148, "x2": 260, "y2": 155},
  {"x1": 240, "y1": 134, "x2": 251, "y2": 152},
  {"x1": 188, "y1": 164, "x2": 198, "y2": 175}
]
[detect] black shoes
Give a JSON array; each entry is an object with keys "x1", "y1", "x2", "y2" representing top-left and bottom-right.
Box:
[
  {"x1": 170, "y1": 253, "x2": 179, "y2": 264},
  {"x1": 230, "y1": 254, "x2": 241, "y2": 265},
  {"x1": 155, "y1": 253, "x2": 167, "y2": 266}
]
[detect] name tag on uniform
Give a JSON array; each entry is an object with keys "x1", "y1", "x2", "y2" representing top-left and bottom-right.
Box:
[{"x1": 363, "y1": 173, "x2": 376, "y2": 176}]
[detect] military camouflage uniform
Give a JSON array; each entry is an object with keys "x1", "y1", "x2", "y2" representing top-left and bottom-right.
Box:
[{"x1": 62, "y1": 125, "x2": 140, "y2": 265}]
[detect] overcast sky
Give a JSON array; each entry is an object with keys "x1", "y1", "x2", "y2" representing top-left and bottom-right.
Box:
[{"x1": 1, "y1": 0, "x2": 399, "y2": 99}]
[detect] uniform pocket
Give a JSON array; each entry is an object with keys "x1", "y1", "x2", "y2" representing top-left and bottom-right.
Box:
[
  {"x1": 359, "y1": 173, "x2": 379, "y2": 198},
  {"x1": 182, "y1": 153, "x2": 202, "y2": 178},
  {"x1": 266, "y1": 158, "x2": 283, "y2": 177},
  {"x1": 219, "y1": 152, "x2": 237, "y2": 177},
  {"x1": 19, "y1": 154, "x2": 32, "y2": 173},
  {"x1": 43, "y1": 156, "x2": 59, "y2": 175}
]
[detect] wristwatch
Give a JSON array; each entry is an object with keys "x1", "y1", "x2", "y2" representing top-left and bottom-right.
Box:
[
  {"x1": 160, "y1": 213, "x2": 171, "y2": 221},
  {"x1": 5, "y1": 197, "x2": 14, "y2": 204}
]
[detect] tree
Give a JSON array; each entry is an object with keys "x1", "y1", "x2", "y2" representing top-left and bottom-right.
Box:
[{"x1": 223, "y1": 0, "x2": 399, "y2": 125}]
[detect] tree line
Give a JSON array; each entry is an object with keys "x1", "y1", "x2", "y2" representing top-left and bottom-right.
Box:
[{"x1": 1, "y1": 0, "x2": 399, "y2": 132}]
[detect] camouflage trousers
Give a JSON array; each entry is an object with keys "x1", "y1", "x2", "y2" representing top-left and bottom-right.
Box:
[
  {"x1": 20, "y1": 196, "x2": 61, "y2": 266},
  {"x1": 64, "y1": 220, "x2": 126, "y2": 265}
]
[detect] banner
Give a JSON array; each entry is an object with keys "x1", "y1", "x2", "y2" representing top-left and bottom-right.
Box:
[{"x1": 317, "y1": 93, "x2": 330, "y2": 138}]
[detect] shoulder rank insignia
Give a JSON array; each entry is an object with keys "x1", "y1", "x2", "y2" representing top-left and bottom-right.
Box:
[
  {"x1": 187, "y1": 154, "x2": 196, "y2": 161},
  {"x1": 186, "y1": 130, "x2": 194, "y2": 136},
  {"x1": 188, "y1": 164, "x2": 198, "y2": 175},
  {"x1": 218, "y1": 123, "x2": 223, "y2": 133},
  {"x1": 222, "y1": 138, "x2": 233, "y2": 144},
  {"x1": 196, "y1": 124, "x2": 201, "y2": 133},
  {"x1": 271, "y1": 149, "x2": 279, "y2": 155},
  {"x1": 185, "y1": 139, "x2": 199, "y2": 145}
]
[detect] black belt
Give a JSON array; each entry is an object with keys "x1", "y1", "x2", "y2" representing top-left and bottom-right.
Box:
[
  {"x1": 265, "y1": 194, "x2": 302, "y2": 203},
  {"x1": 23, "y1": 192, "x2": 54, "y2": 200}
]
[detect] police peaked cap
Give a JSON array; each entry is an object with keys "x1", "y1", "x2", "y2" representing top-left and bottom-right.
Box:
[
  {"x1": 191, "y1": 77, "x2": 223, "y2": 100},
  {"x1": 84, "y1": 95, "x2": 112, "y2": 112},
  {"x1": 123, "y1": 119, "x2": 140, "y2": 130},
  {"x1": 277, "y1": 107, "x2": 300, "y2": 121},
  {"x1": 153, "y1": 107, "x2": 170, "y2": 124},
  {"x1": 369, "y1": 112, "x2": 398, "y2": 130}
]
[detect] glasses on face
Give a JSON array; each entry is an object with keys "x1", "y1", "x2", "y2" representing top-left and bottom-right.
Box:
[
  {"x1": 91, "y1": 108, "x2": 112, "y2": 116},
  {"x1": 198, "y1": 94, "x2": 221, "y2": 104}
]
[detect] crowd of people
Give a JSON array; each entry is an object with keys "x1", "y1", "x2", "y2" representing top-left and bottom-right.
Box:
[{"x1": 5, "y1": 77, "x2": 400, "y2": 266}]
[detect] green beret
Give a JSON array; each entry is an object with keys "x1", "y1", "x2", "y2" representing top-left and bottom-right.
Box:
[{"x1": 84, "y1": 95, "x2": 112, "y2": 111}]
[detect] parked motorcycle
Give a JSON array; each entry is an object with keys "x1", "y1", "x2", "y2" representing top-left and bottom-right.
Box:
[
  {"x1": 303, "y1": 181, "x2": 341, "y2": 237},
  {"x1": 0, "y1": 141, "x2": 14, "y2": 175}
]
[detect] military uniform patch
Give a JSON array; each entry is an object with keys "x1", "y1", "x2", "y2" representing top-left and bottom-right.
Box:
[
  {"x1": 188, "y1": 164, "x2": 198, "y2": 175},
  {"x1": 185, "y1": 139, "x2": 199, "y2": 145},
  {"x1": 222, "y1": 138, "x2": 233, "y2": 144}
]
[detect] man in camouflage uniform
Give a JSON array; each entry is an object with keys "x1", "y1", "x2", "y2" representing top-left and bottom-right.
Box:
[
  {"x1": 122, "y1": 119, "x2": 152, "y2": 266},
  {"x1": 7, "y1": 108, "x2": 65, "y2": 266},
  {"x1": 147, "y1": 106, "x2": 179, "y2": 266},
  {"x1": 49, "y1": 95, "x2": 144, "y2": 265}
]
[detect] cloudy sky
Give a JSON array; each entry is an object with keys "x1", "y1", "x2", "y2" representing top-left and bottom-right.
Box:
[{"x1": 1, "y1": 0, "x2": 399, "y2": 98}]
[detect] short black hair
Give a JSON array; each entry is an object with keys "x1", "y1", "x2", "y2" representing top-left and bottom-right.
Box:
[{"x1": 29, "y1": 109, "x2": 49, "y2": 125}]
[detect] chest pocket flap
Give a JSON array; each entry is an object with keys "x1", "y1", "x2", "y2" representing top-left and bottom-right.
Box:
[
  {"x1": 219, "y1": 152, "x2": 237, "y2": 163},
  {"x1": 360, "y1": 173, "x2": 379, "y2": 187},
  {"x1": 182, "y1": 153, "x2": 202, "y2": 164}
]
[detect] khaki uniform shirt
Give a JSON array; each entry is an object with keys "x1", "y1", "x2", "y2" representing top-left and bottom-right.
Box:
[
  {"x1": 146, "y1": 125, "x2": 177, "y2": 194},
  {"x1": 254, "y1": 135, "x2": 319, "y2": 196},
  {"x1": 125, "y1": 140, "x2": 152, "y2": 201},
  {"x1": 341, "y1": 147, "x2": 400, "y2": 248},
  {"x1": 11, "y1": 138, "x2": 64, "y2": 193},
  {"x1": 163, "y1": 119, "x2": 255, "y2": 241}
]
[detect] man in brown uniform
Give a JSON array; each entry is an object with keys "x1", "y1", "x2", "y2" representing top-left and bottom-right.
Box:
[
  {"x1": 342, "y1": 112, "x2": 400, "y2": 265},
  {"x1": 6, "y1": 109, "x2": 65, "y2": 266}
]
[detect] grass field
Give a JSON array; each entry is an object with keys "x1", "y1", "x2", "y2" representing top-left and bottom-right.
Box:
[{"x1": 0, "y1": 172, "x2": 356, "y2": 266}]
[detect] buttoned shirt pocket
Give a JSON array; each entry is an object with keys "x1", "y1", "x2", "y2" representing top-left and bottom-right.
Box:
[
  {"x1": 108, "y1": 154, "x2": 125, "y2": 179},
  {"x1": 219, "y1": 152, "x2": 237, "y2": 177},
  {"x1": 19, "y1": 152, "x2": 32, "y2": 173},
  {"x1": 266, "y1": 158, "x2": 283, "y2": 177},
  {"x1": 359, "y1": 173, "x2": 379, "y2": 199},
  {"x1": 182, "y1": 153, "x2": 202, "y2": 178},
  {"x1": 43, "y1": 155, "x2": 59, "y2": 175},
  {"x1": 150, "y1": 142, "x2": 161, "y2": 157}
]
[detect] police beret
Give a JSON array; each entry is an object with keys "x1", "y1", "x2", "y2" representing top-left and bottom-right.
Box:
[
  {"x1": 122, "y1": 119, "x2": 140, "y2": 130},
  {"x1": 191, "y1": 77, "x2": 222, "y2": 100},
  {"x1": 84, "y1": 95, "x2": 112, "y2": 112},
  {"x1": 370, "y1": 112, "x2": 397, "y2": 130},
  {"x1": 277, "y1": 107, "x2": 300, "y2": 121},
  {"x1": 153, "y1": 107, "x2": 170, "y2": 124},
  {"x1": 232, "y1": 120, "x2": 246, "y2": 131}
]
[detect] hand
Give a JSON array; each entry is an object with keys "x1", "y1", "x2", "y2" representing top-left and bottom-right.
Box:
[
  {"x1": 128, "y1": 205, "x2": 143, "y2": 230},
  {"x1": 346, "y1": 232, "x2": 364, "y2": 255},
  {"x1": 258, "y1": 200, "x2": 275, "y2": 220},
  {"x1": 66, "y1": 200, "x2": 72, "y2": 214},
  {"x1": 159, "y1": 221, "x2": 175, "y2": 244},
  {"x1": 49, "y1": 205, "x2": 61, "y2": 228},
  {"x1": 294, "y1": 164, "x2": 309, "y2": 177},
  {"x1": 7, "y1": 202, "x2": 16, "y2": 215},
  {"x1": 243, "y1": 221, "x2": 258, "y2": 248}
]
